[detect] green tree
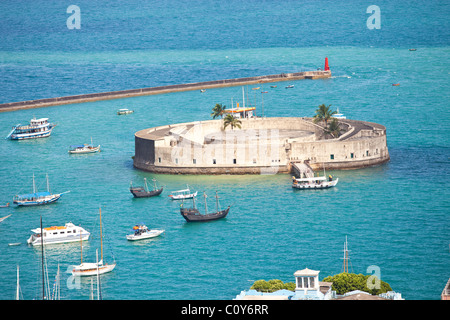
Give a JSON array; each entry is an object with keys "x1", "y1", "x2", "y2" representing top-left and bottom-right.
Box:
[
  {"x1": 223, "y1": 114, "x2": 242, "y2": 130},
  {"x1": 322, "y1": 272, "x2": 392, "y2": 295},
  {"x1": 251, "y1": 279, "x2": 296, "y2": 293},
  {"x1": 325, "y1": 118, "x2": 345, "y2": 138},
  {"x1": 211, "y1": 103, "x2": 227, "y2": 119},
  {"x1": 313, "y1": 104, "x2": 336, "y2": 126}
]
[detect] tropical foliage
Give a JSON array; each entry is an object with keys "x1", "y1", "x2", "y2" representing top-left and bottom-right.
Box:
[
  {"x1": 211, "y1": 103, "x2": 227, "y2": 119},
  {"x1": 223, "y1": 114, "x2": 242, "y2": 130},
  {"x1": 251, "y1": 279, "x2": 296, "y2": 293},
  {"x1": 322, "y1": 272, "x2": 392, "y2": 295},
  {"x1": 313, "y1": 104, "x2": 336, "y2": 126},
  {"x1": 325, "y1": 118, "x2": 345, "y2": 138}
]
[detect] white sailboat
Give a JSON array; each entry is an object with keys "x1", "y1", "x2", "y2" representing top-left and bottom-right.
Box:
[{"x1": 71, "y1": 207, "x2": 116, "y2": 277}]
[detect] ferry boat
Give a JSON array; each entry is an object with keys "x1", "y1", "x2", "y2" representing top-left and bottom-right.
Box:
[
  {"x1": 117, "y1": 108, "x2": 134, "y2": 115},
  {"x1": 126, "y1": 224, "x2": 165, "y2": 241},
  {"x1": 27, "y1": 222, "x2": 90, "y2": 246},
  {"x1": 5, "y1": 118, "x2": 56, "y2": 140},
  {"x1": 13, "y1": 174, "x2": 69, "y2": 206},
  {"x1": 292, "y1": 176, "x2": 339, "y2": 189},
  {"x1": 168, "y1": 185, "x2": 197, "y2": 200}
]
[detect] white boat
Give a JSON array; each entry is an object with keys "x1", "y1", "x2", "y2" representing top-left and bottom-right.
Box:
[
  {"x1": 6, "y1": 117, "x2": 56, "y2": 140},
  {"x1": 72, "y1": 207, "x2": 116, "y2": 277},
  {"x1": 332, "y1": 108, "x2": 346, "y2": 119},
  {"x1": 292, "y1": 176, "x2": 339, "y2": 189},
  {"x1": 126, "y1": 224, "x2": 165, "y2": 241},
  {"x1": 285, "y1": 84, "x2": 294, "y2": 89},
  {"x1": 117, "y1": 108, "x2": 134, "y2": 115},
  {"x1": 27, "y1": 222, "x2": 90, "y2": 246},
  {"x1": 13, "y1": 174, "x2": 69, "y2": 206},
  {"x1": 168, "y1": 185, "x2": 198, "y2": 200},
  {"x1": 69, "y1": 138, "x2": 100, "y2": 154},
  {"x1": 0, "y1": 214, "x2": 11, "y2": 223}
]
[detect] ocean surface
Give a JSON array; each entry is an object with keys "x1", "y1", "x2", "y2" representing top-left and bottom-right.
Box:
[{"x1": 0, "y1": 0, "x2": 449, "y2": 300}]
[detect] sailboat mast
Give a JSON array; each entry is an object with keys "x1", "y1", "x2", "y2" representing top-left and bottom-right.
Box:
[
  {"x1": 16, "y1": 265, "x2": 20, "y2": 300},
  {"x1": 40, "y1": 215, "x2": 45, "y2": 300},
  {"x1": 144, "y1": 178, "x2": 148, "y2": 192},
  {"x1": 99, "y1": 207, "x2": 103, "y2": 262},
  {"x1": 215, "y1": 191, "x2": 219, "y2": 212},
  {"x1": 33, "y1": 173, "x2": 36, "y2": 194},
  {"x1": 46, "y1": 173, "x2": 50, "y2": 193},
  {"x1": 204, "y1": 192, "x2": 207, "y2": 214}
]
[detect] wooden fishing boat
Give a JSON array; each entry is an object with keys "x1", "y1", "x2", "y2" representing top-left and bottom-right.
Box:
[
  {"x1": 180, "y1": 191, "x2": 230, "y2": 222},
  {"x1": 130, "y1": 178, "x2": 163, "y2": 198}
]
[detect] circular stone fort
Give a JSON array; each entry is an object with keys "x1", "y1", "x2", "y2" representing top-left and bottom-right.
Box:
[{"x1": 133, "y1": 117, "x2": 390, "y2": 175}]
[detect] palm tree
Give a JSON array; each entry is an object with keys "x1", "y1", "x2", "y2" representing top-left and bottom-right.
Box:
[
  {"x1": 211, "y1": 103, "x2": 227, "y2": 119},
  {"x1": 325, "y1": 118, "x2": 345, "y2": 138},
  {"x1": 223, "y1": 114, "x2": 242, "y2": 130},
  {"x1": 313, "y1": 104, "x2": 337, "y2": 126}
]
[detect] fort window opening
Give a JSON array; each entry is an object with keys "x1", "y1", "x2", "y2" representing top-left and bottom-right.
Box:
[{"x1": 330, "y1": 154, "x2": 334, "y2": 160}]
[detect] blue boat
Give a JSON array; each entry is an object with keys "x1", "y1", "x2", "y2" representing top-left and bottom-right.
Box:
[
  {"x1": 5, "y1": 117, "x2": 56, "y2": 140},
  {"x1": 13, "y1": 174, "x2": 69, "y2": 206}
]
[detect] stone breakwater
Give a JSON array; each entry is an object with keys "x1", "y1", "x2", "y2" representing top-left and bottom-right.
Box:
[
  {"x1": 133, "y1": 117, "x2": 390, "y2": 175},
  {"x1": 0, "y1": 70, "x2": 330, "y2": 113}
]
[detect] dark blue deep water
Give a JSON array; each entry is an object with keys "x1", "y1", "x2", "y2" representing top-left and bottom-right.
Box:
[{"x1": 0, "y1": 1, "x2": 448, "y2": 300}]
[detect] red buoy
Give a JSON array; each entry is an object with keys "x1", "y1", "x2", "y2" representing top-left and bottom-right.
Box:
[{"x1": 324, "y1": 57, "x2": 330, "y2": 71}]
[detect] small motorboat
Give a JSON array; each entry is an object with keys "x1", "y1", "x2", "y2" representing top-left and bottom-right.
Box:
[
  {"x1": 409, "y1": 48, "x2": 417, "y2": 51},
  {"x1": 0, "y1": 214, "x2": 12, "y2": 223},
  {"x1": 126, "y1": 224, "x2": 165, "y2": 241},
  {"x1": 292, "y1": 175, "x2": 339, "y2": 190},
  {"x1": 117, "y1": 108, "x2": 134, "y2": 115},
  {"x1": 285, "y1": 85, "x2": 294, "y2": 89},
  {"x1": 169, "y1": 185, "x2": 197, "y2": 200},
  {"x1": 69, "y1": 139, "x2": 100, "y2": 154},
  {"x1": 270, "y1": 85, "x2": 277, "y2": 88},
  {"x1": 0, "y1": 203, "x2": 9, "y2": 208},
  {"x1": 200, "y1": 89, "x2": 206, "y2": 93},
  {"x1": 392, "y1": 83, "x2": 400, "y2": 86}
]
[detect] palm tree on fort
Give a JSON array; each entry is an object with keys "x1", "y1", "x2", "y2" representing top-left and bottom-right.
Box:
[
  {"x1": 223, "y1": 114, "x2": 242, "y2": 130},
  {"x1": 325, "y1": 118, "x2": 345, "y2": 138},
  {"x1": 211, "y1": 103, "x2": 227, "y2": 119},
  {"x1": 313, "y1": 104, "x2": 336, "y2": 126}
]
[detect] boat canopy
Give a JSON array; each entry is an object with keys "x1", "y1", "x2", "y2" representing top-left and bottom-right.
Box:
[
  {"x1": 295, "y1": 177, "x2": 327, "y2": 182},
  {"x1": 15, "y1": 191, "x2": 51, "y2": 200},
  {"x1": 171, "y1": 188, "x2": 190, "y2": 194}
]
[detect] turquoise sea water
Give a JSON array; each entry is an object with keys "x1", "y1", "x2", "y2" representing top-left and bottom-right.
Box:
[{"x1": 0, "y1": 1, "x2": 449, "y2": 300}]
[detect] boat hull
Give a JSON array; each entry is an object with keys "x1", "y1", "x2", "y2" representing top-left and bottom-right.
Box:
[
  {"x1": 68, "y1": 146, "x2": 100, "y2": 154},
  {"x1": 180, "y1": 206, "x2": 230, "y2": 222},
  {"x1": 292, "y1": 178, "x2": 338, "y2": 190},
  {"x1": 169, "y1": 191, "x2": 198, "y2": 200},
  {"x1": 126, "y1": 229, "x2": 164, "y2": 241},
  {"x1": 130, "y1": 187, "x2": 163, "y2": 198},
  {"x1": 9, "y1": 126, "x2": 54, "y2": 140},
  {"x1": 13, "y1": 194, "x2": 62, "y2": 206},
  {"x1": 71, "y1": 263, "x2": 116, "y2": 277},
  {"x1": 27, "y1": 233, "x2": 90, "y2": 246}
]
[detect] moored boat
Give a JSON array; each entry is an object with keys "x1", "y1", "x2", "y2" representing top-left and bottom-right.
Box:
[
  {"x1": 168, "y1": 185, "x2": 197, "y2": 200},
  {"x1": 5, "y1": 117, "x2": 56, "y2": 140},
  {"x1": 332, "y1": 108, "x2": 346, "y2": 119},
  {"x1": 285, "y1": 84, "x2": 294, "y2": 89},
  {"x1": 13, "y1": 174, "x2": 69, "y2": 206},
  {"x1": 0, "y1": 214, "x2": 12, "y2": 223},
  {"x1": 69, "y1": 138, "x2": 100, "y2": 154},
  {"x1": 130, "y1": 178, "x2": 163, "y2": 198},
  {"x1": 72, "y1": 207, "x2": 116, "y2": 277},
  {"x1": 292, "y1": 175, "x2": 338, "y2": 189},
  {"x1": 117, "y1": 108, "x2": 134, "y2": 115},
  {"x1": 180, "y1": 191, "x2": 230, "y2": 222},
  {"x1": 126, "y1": 224, "x2": 164, "y2": 241},
  {"x1": 27, "y1": 222, "x2": 90, "y2": 246}
]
